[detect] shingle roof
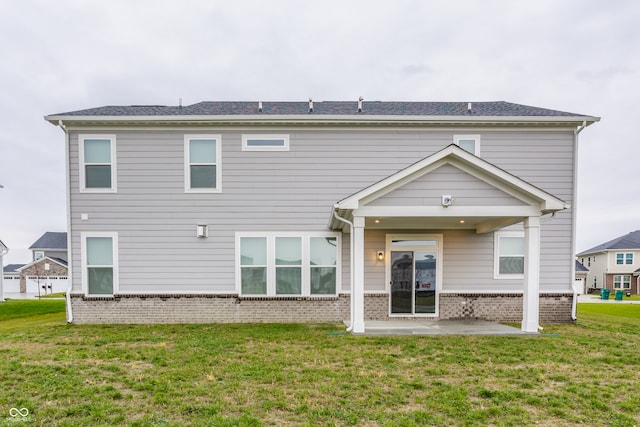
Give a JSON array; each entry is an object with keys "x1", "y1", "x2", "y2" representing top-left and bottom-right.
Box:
[
  {"x1": 48, "y1": 101, "x2": 593, "y2": 118},
  {"x1": 577, "y1": 230, "x2": 640, "y2": 255},
  {"x1": 29, "y1": 232, "x2": 67, "y2": 250},
  {"x1": 3, "y1": 264, "x2": 24, "y2": 273},
  {"x1": 575, "y1": 260, "x2": 589, "y2": 273}
]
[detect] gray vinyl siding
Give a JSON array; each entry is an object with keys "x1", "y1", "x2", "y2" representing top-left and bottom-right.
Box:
[
  {"x1": 67, "y1": 128, "x2": 575, "y2": 294},
  {"x1": 367, "y1": 164, "x2": 528, "y2": 207}
]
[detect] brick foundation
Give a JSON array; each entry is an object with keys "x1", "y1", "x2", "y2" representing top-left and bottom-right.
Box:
[{"x1": 69, "y1": 292, "x2": 574, "y2": 324}]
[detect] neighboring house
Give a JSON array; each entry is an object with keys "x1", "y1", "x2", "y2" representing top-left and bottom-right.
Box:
[
  {"x1": 576, "y1": 230, "x2": 640, "y2": 295},
  {"x1": 574, "y1": 260, "x2": 589, "y2": 294},
  {"x1": 9, "y1": 232, "x2": 69, "y2": 295},
  {"x1": 29, "y1": 231, "x2": 68, "y2": 262},
  {"x1": 2, "y1": 264, "x2": 24, "y2": 293},
  {"x1": 45, "y1": 100, "x2": 599, "y2": 333}
]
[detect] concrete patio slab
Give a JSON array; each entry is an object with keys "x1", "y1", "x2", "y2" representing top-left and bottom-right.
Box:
[{"x1": 345, "y1": 319, "x2": 535, "y2": 336}]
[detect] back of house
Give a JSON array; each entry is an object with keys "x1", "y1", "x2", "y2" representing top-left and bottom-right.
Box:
[{"x1": 45, "y1": 100, "x2": 598, "y2": 332}]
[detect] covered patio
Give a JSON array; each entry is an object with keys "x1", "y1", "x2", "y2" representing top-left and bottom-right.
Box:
[{"x1": 330, "y1": 145, "x2": 569, "y2": 334}]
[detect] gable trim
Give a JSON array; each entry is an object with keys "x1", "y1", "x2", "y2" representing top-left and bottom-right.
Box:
[{"x1": 335, "y1": 144, "x2": 567, "y2": 212}]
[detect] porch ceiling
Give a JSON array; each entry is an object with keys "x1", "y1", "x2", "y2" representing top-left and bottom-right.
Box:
[{"x1": 364, "y1": 215, "x2": 523, "y2": 232}]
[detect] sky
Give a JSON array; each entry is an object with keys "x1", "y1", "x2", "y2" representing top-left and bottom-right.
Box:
[{"x1": 1, "y1": 0, "x2": 639, "y2": 264}]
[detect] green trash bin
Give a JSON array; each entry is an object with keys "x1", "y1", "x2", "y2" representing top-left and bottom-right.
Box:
[
  {"x1": 600, "y1": 289, "x2": 610, "y2": 300},
  {"x1": 615, "y1": 290, "x2": 624, "y2": 301}
]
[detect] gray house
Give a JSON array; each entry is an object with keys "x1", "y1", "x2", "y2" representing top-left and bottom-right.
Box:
[{"x1": 45, "y1": 100, "x2": 599, "y2": 332}]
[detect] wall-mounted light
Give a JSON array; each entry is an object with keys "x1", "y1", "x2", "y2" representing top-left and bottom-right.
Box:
[
  {"x1": 196, "y1": 224, "x2": 208, "y2": 238},
  {"x1": 442, "y1": 195, "x2": 453, "y2": 207},
  {"x1": 376, "y1": 250, "x2": 384, "y2": 261}
]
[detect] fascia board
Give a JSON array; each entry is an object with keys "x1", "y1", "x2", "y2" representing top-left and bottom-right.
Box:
[{"x1": 45, "y1": 114, "x2": 600, "y2": 126}]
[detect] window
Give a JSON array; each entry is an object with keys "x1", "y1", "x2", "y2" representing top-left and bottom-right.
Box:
[
  {"x1": 185, "y1": 135, "x2": 221, "y2": 192},
  {"x1": 454, "y1": 135, "x2": 481, "y2": 156},
  {"x1": 82, "y1": 233, "x2": 118, "y2": 295},
  {"x1": 616, "y1": 253, "x2": 633, "y2": 265},
  {"x1": 237, "y1": 233, "x2": 340, "y2": 296},
  {"x1": 34, "y1": 251, "x2": 44, "y2": 260},
  {"x1": 79, "y1": 135, "x2": 116, "y2": 192},
  {"x1": 613, "y1": 275, "x2": 631, "y2": 289},
  {"x1": 494, "y1": 231, "x2": 524, "y2": 278},
  {"x1": 242, "y1": 135, "x2": 289, "y2": 151}
]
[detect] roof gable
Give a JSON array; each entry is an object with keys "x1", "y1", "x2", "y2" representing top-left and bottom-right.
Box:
[
  {"x1": 335, "y1": 144, "x2": 567, "y2": 212},
  {"x1": 16, "y1": 256, "x2": 68, "y2": 272},
  {"x1": 365, "y1": 163, "x2": 528, "y2": 208}
]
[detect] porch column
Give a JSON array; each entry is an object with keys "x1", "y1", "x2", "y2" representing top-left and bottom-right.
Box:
[
  {"x1": 522, "y1": 216, "x2": 541, "y2": 332},
  {"x1": 352, "y1": 216, "x2": 365, "y2": 334}
]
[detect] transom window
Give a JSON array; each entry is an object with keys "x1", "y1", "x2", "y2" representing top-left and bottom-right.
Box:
[
  {"x1": 237, "y1": 233, "x2": 340, "y2": 296},
  {"x1": 81, "y1": 232, "x2": 118, "y2": 295},
  {"x1": 613, "y1": 275, "x2": 631, "y2": 289},
  {"x1": 185, "y1": 135, "x2": 221, "y2": 192},
  {"x1": 616, "y1": 253, "x2": 633, "y2": 265},
  {"x1": 79, "y1": 135, "x2": 116, "y2": 192},
  {"x1": 242, "y1": 135, "x2": 289, "y2": 151},
  {"x1": 454, "y1": 135, "x2": 481, "y2": 156},
  {"x1": 494, "y1": 231, "x2": 524, "y2": 278}
]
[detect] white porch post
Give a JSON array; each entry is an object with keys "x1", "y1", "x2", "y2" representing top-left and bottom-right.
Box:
[
  {"x1": 522, "y1": 216, "x2": 541, "y2": 332},
  {"x1": 352, "y1": 216, "x2": 366, "y2": 334}
]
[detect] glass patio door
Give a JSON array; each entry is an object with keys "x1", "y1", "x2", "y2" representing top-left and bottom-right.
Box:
[{"x1": 388, "y1": 235, "x2": 441, "y2": 316}]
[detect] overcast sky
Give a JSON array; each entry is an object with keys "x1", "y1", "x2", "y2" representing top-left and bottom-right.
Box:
[{"x1": 1, "y1": 0, "x2": 639, "y2": 264}]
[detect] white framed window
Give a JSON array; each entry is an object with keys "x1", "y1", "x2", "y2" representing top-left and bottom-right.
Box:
[
  {"x1": 613, "y1": 275, "x2": 631, "y2": 289},
  {"x1": 81, "y1": 232, "x2": 118, "y2": 295},
  {"x1": 454, "y1": 135, "x2": 481, "y2": 156},
  {"x1": 79, "y1": 134, "x2": 117, "y2": 192},
  {"x1": 34, "y1": 251, "x2": 44, "y2": 260},
  {"x1": 236, "y1": 232, "x2": 340, "y2": 296},
  {"x1": 494, "y1": 231, "x2": 524, "y2": 279},
  {"x1": 242, "y1": 134, "x2": 289, "y2": 151},
  {"x1": 615, "y1": 253, "x2": 633, "y2": 265},
  {"x1": 184, "y1": 135, "x2": 221, "y2": 193}
]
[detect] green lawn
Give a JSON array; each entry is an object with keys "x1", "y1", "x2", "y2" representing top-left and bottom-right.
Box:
[{"x1": 0, "y1": 300, "x2": 638, "y2": 426}]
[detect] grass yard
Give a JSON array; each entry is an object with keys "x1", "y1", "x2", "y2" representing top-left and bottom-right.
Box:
[{"x1": 0, "y1": 300, "x2": 638, "y2": 426}]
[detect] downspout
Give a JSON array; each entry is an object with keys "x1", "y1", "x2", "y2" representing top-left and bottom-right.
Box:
[
  {"x1": 0, "y1": 245, "x2": 7, "y2": 302},
  {"x1": 571, "y1": 121, "x2": 588, "y2": 321},
  {"x1": 333, "y1": 210, "x2": 355, "y2": 332},
  {"x1": 58, "y1": 120, "x2": 74, "y2": 323}
]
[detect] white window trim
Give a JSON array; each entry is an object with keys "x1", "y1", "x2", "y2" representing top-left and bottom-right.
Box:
[
  {"x1": 79, "y1": 134, "x2": 117, "y2": 193},
  {"x1": 494, "y1": 231, "x2": 524, "y2": 279},
  {"x1": 184, "y1": 134, "x2": 222, "y2": 193},
  {"x1": 235, "y1": 232, "x2": 341, "y2": 297},
  {"x1": 613, "y1": 274, "x2": 631, "y2": 289},
  {"x1": 34, "y1": 251, "x2": 45, "y2": 260},
  {"x1": 615, "y1": 252, "x2": 633, "y2": 265},
  {"x1": 454, "y1": 134, "x2": 481, "y2": 156},
  {"x1": 242, "y1": 134, "x2": 290, "y2": 151},
  {"x1": 80, "y1": 232, "x2": 119, "y2": 296}
]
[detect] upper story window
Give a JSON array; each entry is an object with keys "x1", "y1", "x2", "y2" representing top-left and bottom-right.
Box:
[
  {"x1": 494, "y1": 231, "x2": 524, "y2": 279},
  {"x1": 79, "y1": 135, "x2": 117, "y2": 192},
  {"x1": 454, "y1": 135, "x2": 481, "y2": 156},
  {"x1": 242, "y1": 135, "x2": 289, "y2": 151},
  {"x1": 34, "y1": 251, "x2": 44, "y2": 260},
  {"x1": 616, "y1": 253, "x2": 633, "y2": 265},
  {"x1": 185, "y1": 135, "x2": 221, "y2": 193}
]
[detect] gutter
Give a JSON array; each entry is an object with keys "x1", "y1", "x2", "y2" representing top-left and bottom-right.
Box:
[
  {"x1": 44, "y1": 114, "x2": 601, "y2": 127},
  {"x1": 58, "y1": 120, "x2": 74, "y2": 323},
  {"x1": 332, "y1": 210, "x2": 355, "y2": 332},
  {"x1": 571, "y1": 121, "x2": 588, "y2": 321}
]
